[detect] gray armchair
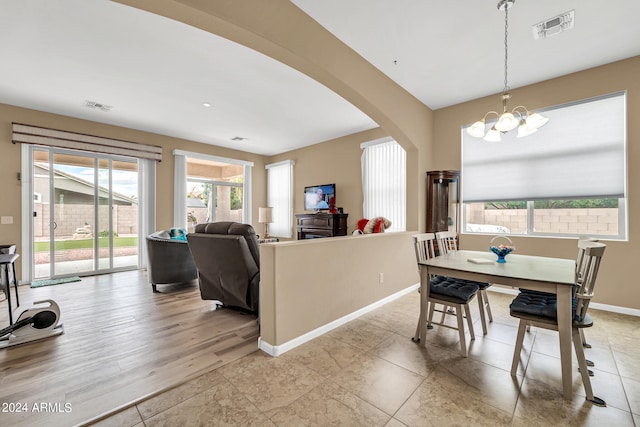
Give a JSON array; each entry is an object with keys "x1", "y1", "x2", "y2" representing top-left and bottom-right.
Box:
[
  {"x1": 186, "y1": 222, "x2": 260, "y2": 313},
  {"x1": 146, "y1": 230, "x2": 198, "y2": 292}
]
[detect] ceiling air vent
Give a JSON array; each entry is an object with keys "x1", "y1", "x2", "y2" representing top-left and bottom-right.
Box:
[
  {"x1": 83, "y1": 100, "x2": 112, "y2": 112},
  {"x1": 532, "y1": 10, "x2": 574, "y2": 40}
]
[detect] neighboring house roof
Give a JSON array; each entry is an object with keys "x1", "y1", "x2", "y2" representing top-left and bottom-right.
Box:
[
  {"x1": 34, "y1": 163, "x2": 137, "y2": 205},
  {"x1": 187, "y1": 198, "x2": 206, "y2": 208}
]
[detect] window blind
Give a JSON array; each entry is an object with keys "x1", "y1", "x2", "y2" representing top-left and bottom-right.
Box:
[
  {"x1": 266, "y1": 160, "x2": 294, "y2": 238},
  {"x1": 173, "y1": 153, "x2": 188, "y2": 228},
  {"x1": 462, "y1": 92, "x2": 626, "y2": 203},
  {"x1": 361, "y1": 138, "x2": 406, "y2": 232},
  {"x1": 139, "y1": 158, "x2": 157, "y2": 268},
  {"x1": 12, "y1": 123, "x2": 162, "y2": 161}
]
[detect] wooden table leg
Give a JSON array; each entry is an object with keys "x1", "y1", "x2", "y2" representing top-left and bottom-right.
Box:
[
  {"x1": 419, "y1": 265, "x2": 429, "y2": 348},
  {"x1": 556, "y1": 283, "x2": 573, "y2": 399},
  {"x1": 3, "y1": 264, "x2": 12, "y2": 324},
  {"x1": 11, "y1": 261, "x2": 18, "y2": 307}
]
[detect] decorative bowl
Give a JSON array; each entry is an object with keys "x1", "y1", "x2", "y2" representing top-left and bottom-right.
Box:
[{"x1": 489, "y1": 235, "x2": 515, "y2": 263}]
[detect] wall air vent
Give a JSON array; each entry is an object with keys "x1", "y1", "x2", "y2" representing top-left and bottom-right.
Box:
[
  {"x1": 83, "y1": 100, "x2": 112, "y2": 112},
  {"x1": 532, "y1": 10, "x2": 574, "y2": 40}
]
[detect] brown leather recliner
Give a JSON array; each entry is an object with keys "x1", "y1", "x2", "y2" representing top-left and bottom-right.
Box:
[{"x1": 186, "y1": 222, "x2": 260, "y2": 313}]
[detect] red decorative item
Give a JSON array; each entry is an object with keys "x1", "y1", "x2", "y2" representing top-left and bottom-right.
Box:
[
  {"x1": 328, "y1": 196, "x2": 337, "y2": 214},
  {"x1": 374, "y1": 219, "x2": 384, "y2": 233},
  {"x1": 357, "y1": 218, "x2": 369, "y2": 232}
]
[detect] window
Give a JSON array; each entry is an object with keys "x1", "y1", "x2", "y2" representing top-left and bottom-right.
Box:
[
  {"x1": 266, "y1": 160, "x2": 294, "y2": 238},
  {"x1": 186, "y1": 178, "x2": 244, "y2": 223},
  {"x1": 462, "y1": 92, "x2": 627, "y2": 239},
  {"x1": 361, "y1": 138, "x2": 406, "y2": 232},
  {"x1": 173, "y1": 150, "x2": 253, "y2": 228}
]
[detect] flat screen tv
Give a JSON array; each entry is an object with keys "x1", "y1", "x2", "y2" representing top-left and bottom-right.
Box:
[{"x1": 304, "y1": 183, "x2": 335, "y2": 211}]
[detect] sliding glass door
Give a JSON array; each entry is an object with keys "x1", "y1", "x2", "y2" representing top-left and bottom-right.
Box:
[{"x1": 32, "y1": 148, "x2": 140, "y2": 279}]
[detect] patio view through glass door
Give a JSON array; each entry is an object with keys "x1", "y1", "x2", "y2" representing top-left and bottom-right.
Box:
[{"x1": 33, "y1": 149, "x2": 140, "y2": 279}]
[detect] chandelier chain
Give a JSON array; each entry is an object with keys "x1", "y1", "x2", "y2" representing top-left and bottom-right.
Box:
[{"x1": 503, "y1": 4, "x2": 509, "y2": 94}]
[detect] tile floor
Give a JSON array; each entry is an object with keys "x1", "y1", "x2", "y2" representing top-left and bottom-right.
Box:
[{"x1": 92, "y1": 291, "x2": 640, "y2": 426}]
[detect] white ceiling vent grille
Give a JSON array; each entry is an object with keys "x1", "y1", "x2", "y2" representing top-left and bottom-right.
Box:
[
  {"x1": 533, "y1": 10, "x2": 574, "y2": 40},
  {"x1": 83, "y1": 100, "x2": 112, "y2": 112}
]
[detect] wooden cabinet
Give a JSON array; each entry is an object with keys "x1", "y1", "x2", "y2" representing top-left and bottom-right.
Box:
[
  {"x1": 296, "y1": 213, "x2": 348, "y2": 239},
  {"x1": 426, "y1": 170, "x2": 460, "y2": 234}
]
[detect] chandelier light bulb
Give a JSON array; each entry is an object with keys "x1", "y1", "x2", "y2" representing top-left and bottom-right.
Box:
[
  {"x1": 495, "y1": 112, "x2": 519, "y2": 132},
  {"x1": 483, "y1": 126, "x2": 502, "y2": 142},
  {"x1": 526, "y1": 112, "x2": 549, "y2": 129},
  {"x1": 516, "y1": 119, "x2": 538, "y2": 138},
  {"x1": 466, "y1": 120, "x2": 487, "y2": 137}
]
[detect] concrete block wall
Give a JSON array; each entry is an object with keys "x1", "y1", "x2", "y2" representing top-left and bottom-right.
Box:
[
  {"x1": 466, "y1": 205, "x2": 618, "y2": 235},
  {"x1": 33, "y1": 203, "x2": 138, "y2": 238}
]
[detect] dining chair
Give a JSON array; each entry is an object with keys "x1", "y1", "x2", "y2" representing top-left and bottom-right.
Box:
[
  {"x1": 509, "y1": 241, "x2": 607, "y2": 406},
  {"x1": 575, "y1": 237, "x2": 599, "y2": 349},
  {"x1": 523, "y1": 238, "x2": 599, "y2": 361},
  {"x1": 436, "y1": 231, "x2": 493, "y2": 335},
  {"x1": 412, "y1": 233, "x2": 480, "y2": 357},
  {"x1": 411, "y1": 233, "x2": 450, "y2": 329}
]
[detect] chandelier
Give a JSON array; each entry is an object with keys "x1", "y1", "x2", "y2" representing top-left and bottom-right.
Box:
[{"x1": 466, "y1": 0, "x2": 549, "y2": 141}]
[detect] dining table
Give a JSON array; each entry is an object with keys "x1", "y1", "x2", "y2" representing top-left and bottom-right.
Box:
[{"x1": 418, "y1": 250, "x2": 576, "y2": 399}]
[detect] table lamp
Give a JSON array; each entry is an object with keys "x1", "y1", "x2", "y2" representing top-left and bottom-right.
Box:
[{"x1": 258, "y1": 207, "x2": 273, "y2": 238}]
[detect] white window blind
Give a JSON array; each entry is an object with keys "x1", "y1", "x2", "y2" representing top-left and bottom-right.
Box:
[
  {"x1": 139, "y1": 158, "x2": 157, "y2": 267},
  {"x1": 462, "y1": 92, "x2": 626, "y2": 203},
  {"x1": 266, "y1": 160, "x2": 294, "y2": 238},
  {"x1": 361, "y1": 138, "x2": 406, "y2": 232},
  {"x1": 12, "y1": 123, "x2": 162, "y2": 161},
  {"x1": 173, "y1": 152, "x2": 188, "y2": 228}
]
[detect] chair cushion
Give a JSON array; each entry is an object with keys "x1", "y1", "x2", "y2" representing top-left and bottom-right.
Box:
[
  {"x1": 148, "y1": 230, "x2": 171, "y2": 240},
  {"x1": 472, "y1": 280, "x2": 491, "y2": 290},
  {"x1": 510, "y1": 289, "x2": 579, "y2": 321},
  {"x1": 430, "y1": 275, "x2": 480, "y2": 303},
  {"x1": 169, "y1": 227, "x2": 188, "y2": 241}
]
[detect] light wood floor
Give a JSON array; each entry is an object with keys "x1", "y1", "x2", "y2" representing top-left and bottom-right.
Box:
[{"x1": 0, "y1": 270, "x2": 259, "y2": 427}]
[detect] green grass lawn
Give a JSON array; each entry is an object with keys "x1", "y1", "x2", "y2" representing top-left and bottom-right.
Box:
[{"x1": 34, "y1": 236, "x2": 139, "y2": 252}]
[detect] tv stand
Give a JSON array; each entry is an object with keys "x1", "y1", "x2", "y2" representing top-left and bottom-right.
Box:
[{"x1": 296, "y1": 213, "x2": 348, "y2": 239}]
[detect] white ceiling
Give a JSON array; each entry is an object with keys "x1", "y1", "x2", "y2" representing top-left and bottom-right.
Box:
[{"x1": 1, "y1": 0, "x2": 638, "y2": 156}]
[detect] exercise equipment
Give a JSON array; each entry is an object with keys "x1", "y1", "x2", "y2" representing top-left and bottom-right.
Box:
[{"x1": 0, "y1": 299, "x2": 64, "y2": 348}]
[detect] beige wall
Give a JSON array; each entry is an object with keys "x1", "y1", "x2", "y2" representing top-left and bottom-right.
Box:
[
  {"x1": 260, "y1": 232, "x2": 418, "y2": 348},
  {"x1": 0, "y1": 103, "x2": 267, "y2": 278},
  {"x1": 433, "y1": 56, "x2": 640, "y2": 309}
]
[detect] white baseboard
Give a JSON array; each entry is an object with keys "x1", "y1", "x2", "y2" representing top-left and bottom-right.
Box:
[
  {"x1": 584, "y1": 301, "x2": 640, "y2": 317},
  {"x1": 258, "y1": 283, "x2": 420, "y2": 357}
]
